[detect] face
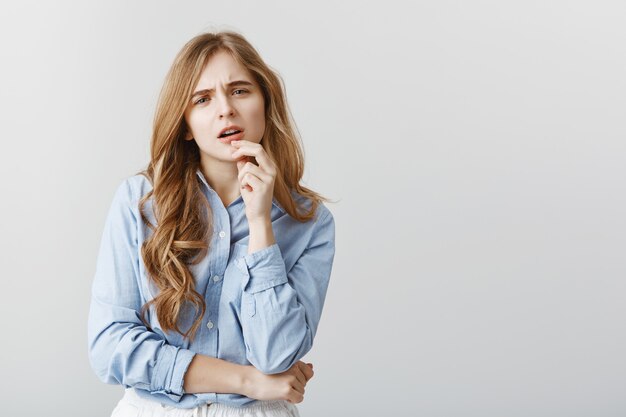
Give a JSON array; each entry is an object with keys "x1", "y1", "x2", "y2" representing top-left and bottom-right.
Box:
[{"x1": 183, "y1": 50, "x2": 265, "y2": 164}]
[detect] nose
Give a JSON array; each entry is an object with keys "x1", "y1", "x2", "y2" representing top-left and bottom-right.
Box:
[{"x1": 217, "y1": 95, "x2": 235, "y2": 119}]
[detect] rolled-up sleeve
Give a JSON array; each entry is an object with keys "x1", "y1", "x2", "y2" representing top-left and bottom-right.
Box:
[
  {"x1": 87, "y1": 179, "x2": 196, "y2": 402},
  {"x1": 234, "y1": 209, "x2": 336, "y2": 374}
]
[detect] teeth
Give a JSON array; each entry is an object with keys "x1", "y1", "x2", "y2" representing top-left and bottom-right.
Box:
[{"x1": 220, "y1": 129, "x2": 241, "y2": 138}]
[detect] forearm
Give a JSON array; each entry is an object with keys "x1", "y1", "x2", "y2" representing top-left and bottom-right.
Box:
[
  {"x1": 247, "y1": 218, "x2": 275, "y2": 254},
  {"x1": 183, "y1": 353, "x2": 255, "y2": 395}
]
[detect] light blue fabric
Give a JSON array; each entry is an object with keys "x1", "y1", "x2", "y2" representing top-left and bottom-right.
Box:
[{"x1": 87, "y1": 169, "x2": 336, "y2": 408}]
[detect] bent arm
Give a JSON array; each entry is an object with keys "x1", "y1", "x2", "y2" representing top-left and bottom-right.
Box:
[
  {"x1": 89, "y1": 297, "x2": 253, "y2": 398},
  {"x1": 87, "y1": 179, "x2": 250, "y2": 401},
  {"x1": 234, "y1": 209, "x2": 336, "y2": 374}
]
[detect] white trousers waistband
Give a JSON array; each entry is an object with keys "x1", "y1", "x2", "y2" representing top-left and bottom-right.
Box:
[{"x1": 111, "y1": 388, "x2": 300, "y2": 417}]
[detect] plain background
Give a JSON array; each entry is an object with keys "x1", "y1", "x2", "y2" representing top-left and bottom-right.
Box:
[{"x1": 0, "y1": 1, "x2": 624, "y2": 416}]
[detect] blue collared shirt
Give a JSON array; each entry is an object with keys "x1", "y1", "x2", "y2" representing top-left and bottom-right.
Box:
[{"x1": 87, "y1": 170, "x2": 336, "y2": 408}]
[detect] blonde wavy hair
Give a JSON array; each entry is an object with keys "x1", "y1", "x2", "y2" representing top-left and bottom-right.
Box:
[{"x1": 135, "y1": 31, "x2": 332, "y2": 342}]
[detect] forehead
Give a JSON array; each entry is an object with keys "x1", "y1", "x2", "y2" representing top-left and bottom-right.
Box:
[{"x1": 195, "y1": 50, "x2": 256, "y2": 87}]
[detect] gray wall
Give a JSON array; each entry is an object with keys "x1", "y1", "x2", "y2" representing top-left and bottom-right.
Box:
[{"x1": 0, "y1": 1, "x2": 624, "y2": 416}]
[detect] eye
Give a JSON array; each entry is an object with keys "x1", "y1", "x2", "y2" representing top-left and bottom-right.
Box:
[
  {"x1": 194, "y1": 97, "x2": 209, "y2": 105},
  {"x1": 233, "y1": 89, "x2": 248, "y2": 95}
]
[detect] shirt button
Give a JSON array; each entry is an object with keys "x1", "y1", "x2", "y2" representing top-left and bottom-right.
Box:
[
  {"x1": 206, "y1": 321, "x2": 214, "y2": 329},
  {"x1": 219, "y1": 231, "x2": 226, "y2": 238},
  {"x1": 213, "y1": 275, "x2": 221, "y2": 282}
]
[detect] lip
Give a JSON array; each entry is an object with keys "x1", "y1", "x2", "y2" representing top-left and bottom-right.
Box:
[
  {"x1": 217, "y1": 130, "x2": 244, "y2": 144},
  {"x1": 218, "y1": 125, "x2": 244, "y2": 138}
]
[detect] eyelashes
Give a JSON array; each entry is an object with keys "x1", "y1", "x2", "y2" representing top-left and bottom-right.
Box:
[{"x1": 194, "y1": 89, "x2": 249, "y2": 105}]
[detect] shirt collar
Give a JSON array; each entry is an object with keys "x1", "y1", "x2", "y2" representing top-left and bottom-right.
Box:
[{"x1": 196, "y1": 169, "x2": 286, "y2": 214}]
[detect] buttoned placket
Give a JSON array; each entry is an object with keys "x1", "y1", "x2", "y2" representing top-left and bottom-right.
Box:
[
  {"x1": 204, "y1": 211, "x2": 229, "y2": 341},
  {"x1": 195, "y1": 176, "x2": 236, "y2": 362}
]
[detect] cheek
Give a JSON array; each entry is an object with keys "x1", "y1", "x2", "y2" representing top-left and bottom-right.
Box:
[
  {"x1": 250, "y1": 99, "x2": 266, "y2": 130},
  {"x1": 187, "y1": 113, "x2": 212, "y2": 135}
]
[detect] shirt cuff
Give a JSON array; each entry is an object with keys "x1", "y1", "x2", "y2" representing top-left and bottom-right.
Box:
[
  {"x1": 150, "y1": 344, "x2": 196, "y2": 402},
  {"x1": 235, "y1": 243, "x2": 288, "y2": 294}
]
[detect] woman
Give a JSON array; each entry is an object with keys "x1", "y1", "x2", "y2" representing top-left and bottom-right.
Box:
[{"x1": 87, "y1": 30, "x2": 336, "y2": 417}]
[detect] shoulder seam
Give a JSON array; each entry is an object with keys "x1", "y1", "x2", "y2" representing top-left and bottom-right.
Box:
[{"x1": 317, "y1": 205, "x2": 332, "y2": 224}]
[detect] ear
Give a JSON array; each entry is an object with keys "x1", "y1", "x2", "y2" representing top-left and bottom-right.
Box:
[{"x1": 184, "y1": 130, "x2": 194, "y2": 141}]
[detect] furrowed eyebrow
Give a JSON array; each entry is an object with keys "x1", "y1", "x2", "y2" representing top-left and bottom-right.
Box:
[{"x1": 191, "y1": 80, "x2": 254, "y2": 99}]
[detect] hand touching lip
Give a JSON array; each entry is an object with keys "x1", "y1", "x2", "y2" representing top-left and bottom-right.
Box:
[{"x1": 230, "y1": 140, "x2": 277, "y2": 222}]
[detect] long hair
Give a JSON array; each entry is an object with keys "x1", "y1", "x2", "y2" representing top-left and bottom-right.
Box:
[{"x1": 135, "y1": 31, "x2": 332, "y2": 342}]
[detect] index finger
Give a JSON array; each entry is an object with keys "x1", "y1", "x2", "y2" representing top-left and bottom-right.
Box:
[
  {"x1": 298, "y1": 361, "x2": 314, "y2": 381},
  {"x1": 231, "y1": 141, "x2": 276, "y2": 176}
]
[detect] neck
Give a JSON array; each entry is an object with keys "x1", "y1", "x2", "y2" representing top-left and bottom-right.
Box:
[{"x1": 199, "y1": 158, "x2": 242, "y2": 208}]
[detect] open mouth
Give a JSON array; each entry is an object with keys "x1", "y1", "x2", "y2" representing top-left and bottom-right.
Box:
[
  {"x1": 217, "y1": 130, "x2": 244, "y2": 143},
  {"x1": 218, "y1": 129, "x2": 242, "y2": 138},
  {"x1": 218, "y1": 125, "x2": 244, "y2": 139}
]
